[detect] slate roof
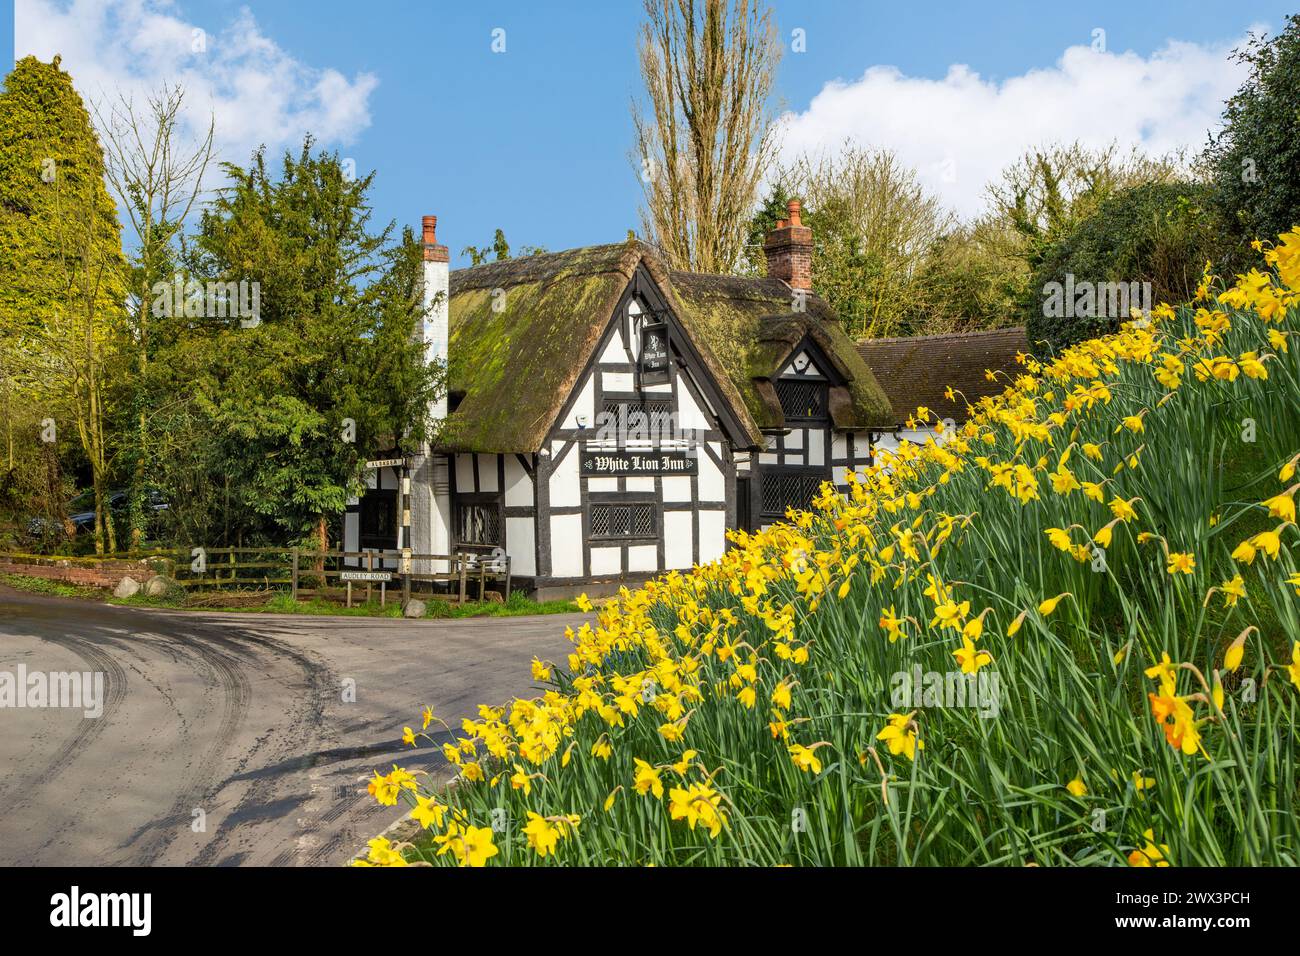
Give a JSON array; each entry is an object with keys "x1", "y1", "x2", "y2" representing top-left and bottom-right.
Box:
[
  {"x1": 440, "y1": 238, "x2": 894, "y2": 453},
  {"x1": 856, "y1": 327, "x2": 1029, "y2": 426}
]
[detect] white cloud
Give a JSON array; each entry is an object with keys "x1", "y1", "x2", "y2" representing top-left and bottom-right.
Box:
[
  {"x1": 15, "y1": 0, "x2": 378, "y2": 170},
  {"x1": 775, "y1": 34, "x2": 1259, "y2": 220}
]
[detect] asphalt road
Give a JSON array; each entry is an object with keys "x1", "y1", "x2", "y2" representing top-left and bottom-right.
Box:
[{"x1": 0, "y1": 588, "x2": 583, "y2": 866}]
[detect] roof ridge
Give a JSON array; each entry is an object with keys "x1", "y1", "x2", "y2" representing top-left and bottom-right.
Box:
[{"x1": 449, "y1": 240, "x2": 630, "y2": 276}]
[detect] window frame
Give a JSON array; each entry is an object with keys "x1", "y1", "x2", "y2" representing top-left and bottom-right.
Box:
[{"x1": 587, "y1": 497, "x2": 660, "y2": 544}]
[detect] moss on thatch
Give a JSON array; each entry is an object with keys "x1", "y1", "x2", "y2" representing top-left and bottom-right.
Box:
[
  {"x1": 669, "y1": 272, "x2": 894, "y2": 430},
  {"x1": 441, "y1": 242, "x2": 894, "y2": 453}
]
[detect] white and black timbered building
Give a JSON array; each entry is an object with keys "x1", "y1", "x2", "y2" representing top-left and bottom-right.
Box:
[{"x1": 344, "y1": 203, "x2": 1024, "y2": 598}]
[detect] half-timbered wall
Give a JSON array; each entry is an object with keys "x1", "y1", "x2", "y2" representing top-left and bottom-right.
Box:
[
  {"x1": 344, "y1": 463, "x2": 404, "y2": 569},
  {"x1": 447, "y1": 451, "x2": 538, "y2": 578},
  {"x1": 531, "y1": 270, "x2": 735, "y2": 592},
  {"x1": 750, "y1": 341, "x2": 876, "y2": 528}
]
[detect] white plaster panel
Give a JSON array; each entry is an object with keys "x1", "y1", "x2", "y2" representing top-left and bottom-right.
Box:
[
  {"x1": 504, "y1": 455, "x2": 534, "y2": 508},
  {"x1": 699, "y1": 510, "x2": 726, "y2": 565},
  {"x1": 699, "y1": 444, "x2": 725, "y2": 501},
  {"x1": 506, "y1": 516, "x2": 536, "y2": 576},
  {"x1": 602, "y1": 371, "x2": 634, "y2": 392},
  {"x1": 662, "y1": 476, "x2": 692, "y2": 502},
  {"x1": 808, "y1": 428, "x2": 825, "y2": 467},
  {"x1": 477, "y1": 454, "x2": 499, "y2": 493},
  {"x1": 549, "y1": 513, "x2": 583, "y2": 577},
  {"x1": 625, "y1": 477, "x2": 655, "y2": 492},
  {"x1": 676, "y1": 377, "x2": 710, "y2": 431},
  {"x1": 590, "y1": 547, "x2": 621, "y2": 576},
  {"x1": 455, "y1": 453, "x2": 475, "y2": 493},
  {"x1": 549, "y1": 442, "x2": 580, "y2": 507},
  {"x1": 664, "y1": 511, "x2": 694, "y2": 569},
  {"x1": 627, "y1": 544, "x2": 658, "y2": 573},
  {"x1": 561, "y1": 374, "x2": 595, "y2": 429},
  {"x1": 599, "y1": 326, "x2": 626, "y2": 363}
]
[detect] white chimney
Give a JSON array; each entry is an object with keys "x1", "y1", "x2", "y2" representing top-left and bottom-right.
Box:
[
  {"x1": 421, "y1": 215, "x2": 450, "y2": 417},
  {"x1": 420, "y1": 215, "x2": 452, "y2": 565}
]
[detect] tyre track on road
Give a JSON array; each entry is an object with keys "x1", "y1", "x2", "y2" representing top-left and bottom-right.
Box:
[
  {"x1": 124, "y1": 621, "x2": 252, "y2": 865},
  {"x1": 182, "y1": 621, "x2": 337, "y2": 866},
  {"x1": 1, "y1": 630, "x2": 128, "y2": 813}
]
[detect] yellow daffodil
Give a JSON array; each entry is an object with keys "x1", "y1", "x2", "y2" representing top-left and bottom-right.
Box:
[
  {"x1": 1127, "y1": 830, "x2": 1170, "y2": 867},
  {"x1": 876, "y1": 713, "x2": 922, "y2": 760}
]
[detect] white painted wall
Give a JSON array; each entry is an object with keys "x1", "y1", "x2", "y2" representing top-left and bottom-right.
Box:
[
  {"x1": 590, "y1": 547, "x2": 621, "y2": 575},
  {"x1": 503, "y1": 455, "x2": 534, "y2": 507},
  {"x1": 663, "y1": 511, "x2": 694, "y2": 569},
  {"x1": 507, "y1": 516, "x2": 536, "y2": 576},
  {"x1": 699, "y1": 510, "x2": 727, "y2": 564},
  {"x1": 699, "y1": 444, "x2": 725, "y2": 501},
  {"x1": 549, "y1": 441, "x2": 580, "y2": 508},
  {"x1": 561, "y1": 376, "x2": 595, "y2": 429},
  {"x1": 549, "y1": 513, "x2": 584, "y2": 577},
  {"x1": 627, "y1": 545, "x2": 657, "y2": 572}
]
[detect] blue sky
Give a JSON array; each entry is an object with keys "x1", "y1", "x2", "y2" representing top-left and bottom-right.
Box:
[{"x1": 6, "y1": 1, "x2": 1297, "y2": 265}]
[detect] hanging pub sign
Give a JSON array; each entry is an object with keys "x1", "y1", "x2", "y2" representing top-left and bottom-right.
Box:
[
  {"x1": 638, "y1": 321, "x2": 671, "y2": 386},
  {"x1": 581, "y1": 449, "x2": 698, "y2": 476}
]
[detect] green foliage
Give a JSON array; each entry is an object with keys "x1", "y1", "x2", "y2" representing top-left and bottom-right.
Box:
[
  {"x1": 747, "y1": 165, "x2": 1020, "y2": 337},
  {"x1": 901, "y1": 226, "x2": 1025, "y2": 335},
  {"x1": 461, "y1": 228, "x2": 546, "y2": 266},
  {"x1": 1027, "y1": 182, "x2": 1222, "y2": 354},
  {"x1": 0, "y1": 572, "x2": 100, "y2": 598},
  {"x1": 0, "y1": 56, "x2": 129, "y2": 553},
  {"x1": 1204, "y1": 15, "x2": 1300, "y2": 266},
  {"x1": 144, "y1": 141, "x2": 443, "y2": 546},
  {"x1": 0, "y1": 55, "x2": 127, "y2": 346}
]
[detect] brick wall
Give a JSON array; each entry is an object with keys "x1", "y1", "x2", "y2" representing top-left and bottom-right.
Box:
[{"x1": 0, "y1": 557, "x2": 150, "y2": 589}]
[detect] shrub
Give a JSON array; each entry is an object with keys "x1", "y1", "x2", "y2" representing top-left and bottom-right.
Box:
[
  {"x1": 1026, "y1": 182, "x2": 1223, "y2": 355},
  {"x1": 1203, "y1": 15, "x2": 1300, "y2": 267}
]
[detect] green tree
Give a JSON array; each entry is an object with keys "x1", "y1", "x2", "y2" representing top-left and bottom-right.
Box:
[
  {"x1": 148, "y1": 141, "x2": 442, "y2": 550},
  {"x1": 748, "y1": 146, "x2": 959, "y2": 339},
  {"x1": 985, "y1": 141, "x2": 1181, "y2": 277},
  {"x1": 903, "y1": 225, "x2": 1023, "y2": 336},
  {"x1": 1025, "y1": 181, "x2": 1222, "y2": 354},
  {"x1": 95, "y1": 84, "x2": 214, "y2": 549},
  {"x1": 1203, "y1": 15, "x2": 1300, "y2": 262},
  {"x1": 0, "y1": 55, "x2": 129, "y2": 553}
]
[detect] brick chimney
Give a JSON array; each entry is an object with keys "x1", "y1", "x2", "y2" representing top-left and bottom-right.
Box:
[
  {"x1": 763, "y1": 199, "x2": 813, "y2": 291},
  {"x1": 422, "y1": 215, "x2": 449, "y2": 264}
]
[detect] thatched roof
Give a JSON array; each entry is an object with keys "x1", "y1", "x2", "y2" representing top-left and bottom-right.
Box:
[
  {"x1": 856, "y1": 327, "x2": 1028, "y2": 426},
  {"x1": 668, "y1": 271, "x2": 894, "y2": 432},
  {"x1": 440, "y1": 239, "x2": 894, "y2": 453}
]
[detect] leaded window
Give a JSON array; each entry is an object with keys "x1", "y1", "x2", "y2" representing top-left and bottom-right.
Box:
[
  {"x1": 760, "y1": 470, "x2": 824, "y2": 517},
  {"x1": 455, "y1": 502, "x2": 501, "y2": 546},
  {"x1": 590, "y1": 503, "x2": 656, "y2": 540},
  {"x1": 776, "y1": 379, "x2": 827, "y2": 420}
]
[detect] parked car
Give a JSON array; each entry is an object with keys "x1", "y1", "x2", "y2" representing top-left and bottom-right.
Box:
[{"x1": 27, "y1": 488, "x2": 169, "y2": 538}]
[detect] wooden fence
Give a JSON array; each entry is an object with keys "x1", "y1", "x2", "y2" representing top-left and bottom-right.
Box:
[{"x1": 0, "y1": 546, "x2": 510, "y2": 607}]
